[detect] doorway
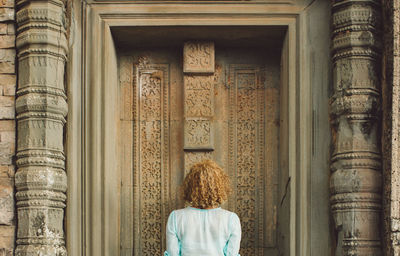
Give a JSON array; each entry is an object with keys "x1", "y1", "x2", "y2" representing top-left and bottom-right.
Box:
[
  {"x1": 117, "y1": 27, "x2": 284, "y2": 256},
  {"x1": 67, "y1": 3, "x2": 332, "y2": 255}
]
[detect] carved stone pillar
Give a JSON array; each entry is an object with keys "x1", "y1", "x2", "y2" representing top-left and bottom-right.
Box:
[
  {"x1": 14, "y1": 0, "x2": 68, "y2": 254},
  {"x1": 330, "y1": 0, "x2": 382, "y2": 255}
]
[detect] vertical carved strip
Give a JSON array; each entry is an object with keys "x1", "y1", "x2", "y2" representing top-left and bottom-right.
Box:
[
  {"x1": 132, "y1": 61, "x2": 140, "y2": 256},
  {"x1": 183, "y1": 42, "x2": 215, "y2": 170},
  {"x1": 257, "y1": 70, "x2": 265, "y2": 253},
  {"x1": 228, "y1": 67, "x2": 237, "y2": 213},
  {"x1": 14, "y1": 0, "x2": 68, "y2": 254},
  {"x1": 119, "y1": 57, "x2": 134, "y2": 253},
  {"x1": 228, "y1": 65, "x2": 267, "y2": 256},
  {"x1": 134, "y1": 65, "x2": 169, "y2": 256},
  {"x1": 237, "y1": 71, "x2": 257, "y2": 256},
  {"x1": 265, "y1": 86, "x2": 279, "y2": 247},
  {"x1": 331, "y1": 1, "x2": 382, "y2": 255}
]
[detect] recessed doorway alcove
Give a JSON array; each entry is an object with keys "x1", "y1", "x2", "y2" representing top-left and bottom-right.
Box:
[
  {"x1": 65, "y1": 3, "x2": 331, "y2": 256},
  {"x1": 113, "y1": 25, "x2": 287, "y2": 256}
]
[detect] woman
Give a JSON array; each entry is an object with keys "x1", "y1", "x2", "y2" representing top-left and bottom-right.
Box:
[{"x1": 164, "y1": 160, "x2": 241, "y2": 256}]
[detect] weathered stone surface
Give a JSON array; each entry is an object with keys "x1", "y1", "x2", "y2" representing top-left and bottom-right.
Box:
[
  {"x1": 183, "y1": 43, "x2": 215, "y2": 152},
  {"x1": 0, "y1": 225, "x2": 15, "y2": 253},
  {"x1": 0, "y1": 248, "x2": 13, "y2": 256},
  {"x1": 0, "y1": 0, "x2": 14, "y2": 8},
  {"x1": 0, "y1": 0, "x2": 16, "y2": 253},
  {"x1": 0, "y1": 36, "x2": 14, "y2": 48},
  {"x1": 120, "y1": 44, "x2": 280, "y2": 255},
  {"x1": 0, "y1": 75, "x2": 15, "y2": 87},
  {"x1": 184, "y1": 75, "x2": 214, "y2": 117},
  {"x1": 0, "y1": 107, "x2": 14, "y2": 119},
  {"x1": 0, "y1": 119, "x2": 14, "y2": 130},
  {"x1": 0, "y1": 62, "x2": 13, "y2": 74},
  {"x1": 183, "y1": 41, "x2": 215, "y2": 73},
  {"x1": 0, "y1": 96, "x2": 13, "y2": 107},
  {"x1": 184, "y1": 118, "x2": 214, "y2": 150},
  {"x1": 1, "y1": 84, "x2": 15, "y2": 96},
  {"x1": 17, "y1": 55, "x2": 66, "y2": 89},
  {"x1": 0, "y1": 8, "x2": 13, "y2": 22},
  {"x1": 0, "y1": 131, "x2": 14, "y2": 143},
  {"x1": 0, "y1": 180, "x2": 13, "y2": 225},
  {"x1": 0, "y1": 24, "x2": 6, "y2": 34},
  {"x1": 0, "y1": 50, "x2": 14, "y2": 73},
  {"x1": 0, "y1": 142, "x2": 14, "y2": 164},
  {"x1": 0, "y1": 49, "x2": 15, "y2": 62},
  {"x1": 15, "y1": 0, "x2": 67, "y2": 253},
  {"x1": 0, "y1": 165, "x2": 14, "y2": 178},
  {"x1": 330, "y1": 0, "x2": 382, "y2": 255},
  {"x1": 6, "y1": 24, "x2": 14, "y2": 35},
  {"x1": 382, "y1": 0, "x2": 400, "y2": 255}
]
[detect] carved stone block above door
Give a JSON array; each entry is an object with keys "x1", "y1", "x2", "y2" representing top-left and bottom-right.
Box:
[
  {"x1": 184, "y1": 118, "x2": 214, "y2": 150},
  {"x1": 184, "y1": 75, "x2": 214, "y2": 117},
  {"x1": 183, "y1": 41, "x2": 215, "y2": 74}
]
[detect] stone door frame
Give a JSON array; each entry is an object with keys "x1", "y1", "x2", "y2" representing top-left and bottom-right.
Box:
[{"x1": 65, "y1": 1, "x2": 331, "y2": 255}]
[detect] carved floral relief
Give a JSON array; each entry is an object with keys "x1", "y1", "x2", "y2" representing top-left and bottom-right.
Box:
[
  {"x1": 228, "y1": 66, "x2": 268, "y2": 256},
  {"x1": 184, "y1": 75, "x2": 214, "y2": 117},
  {"x1": 183, "y1": 41, "x2": 215, "y2": 73},
  {"x1": 134, "y1": 65, "x2": 170, "y2": 256}
]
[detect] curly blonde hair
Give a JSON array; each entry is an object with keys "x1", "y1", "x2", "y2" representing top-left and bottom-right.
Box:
[{"x1": 182, "y1": 159, "x2": 232, "y2": 209}]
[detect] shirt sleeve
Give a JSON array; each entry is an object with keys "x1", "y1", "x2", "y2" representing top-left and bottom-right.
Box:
[
  {"x1": 164, "y1": 211, "x2": 180, "y2": 256},
  {"x1": 224, "y1": 213, "x2": 242, "y2": 256}
]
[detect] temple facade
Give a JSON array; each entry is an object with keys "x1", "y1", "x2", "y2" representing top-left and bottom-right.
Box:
[{"x1": 0, "y1": 0, "x2": 400, "y2": 255}]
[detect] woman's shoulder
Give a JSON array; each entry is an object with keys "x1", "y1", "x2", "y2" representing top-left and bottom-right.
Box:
[
  {"x1": 168, "y1": 207, "x2": 190, "y2": 218},
  {"x1": 175, "y1": 207, "x2": 238, "y2": 218},
  {"x1": 169, "y1": 207, "x2": 239, "y2": 217},
  {"x1": 215, "y1": 208, "x2": 238, "y2": 218},
  {"x1": 219, "y1": 208, "x2": 237, "y2": 215}
]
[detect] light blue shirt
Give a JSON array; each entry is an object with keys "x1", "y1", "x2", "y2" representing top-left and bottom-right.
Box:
[{"x1": 164, "y1": 207, "x2": 241, "y2": 256}]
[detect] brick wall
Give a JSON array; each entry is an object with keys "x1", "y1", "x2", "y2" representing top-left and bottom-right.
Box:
[{"x1": 0, "y1": 0, "x2": 16, "y2": 254}]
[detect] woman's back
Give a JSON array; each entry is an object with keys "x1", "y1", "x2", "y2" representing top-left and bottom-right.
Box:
[
  {"x1": 164, "y1": 160, "x2": 241, "y2": 256},
  {"x1": 165, "y1": 207, "x2": 241, "y2": 256}
]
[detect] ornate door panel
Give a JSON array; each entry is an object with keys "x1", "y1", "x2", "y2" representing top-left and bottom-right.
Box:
[
  {"x1": 119, "y1": 45, "x2": 280, "y2": 256},
  {"x1": 119, "y1": 49, "x2": 184, "y2": 256},
  {"x1": 214, "y1": 49, "x2": 280, "y2": 256}
]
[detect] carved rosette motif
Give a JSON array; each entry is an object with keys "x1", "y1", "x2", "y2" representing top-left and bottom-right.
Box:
[
  {"x1": 184, "y1": 119, "x2": 213, "y2": 149},
  {"x1": 184, "y1": 75, "x2": 214, "y2": 117},
  {"x1": 133, "y1": 65, "x2": 170, "y2": 256},
  {"x1": 183, "y1": 42, "x2": 215, "y2": 166},
  {"x1": 183, "y1": 75, "x2": 214, "y2": 150},
  {"x1": 331, "y1": 0, "x2": 382, "y2": 255}
]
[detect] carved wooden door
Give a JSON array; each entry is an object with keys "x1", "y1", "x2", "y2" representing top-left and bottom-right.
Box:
[{"x1": 119, "y1": 42, "x2": 280, "y2": 256}]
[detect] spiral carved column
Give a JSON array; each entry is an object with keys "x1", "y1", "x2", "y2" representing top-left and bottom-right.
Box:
[
  {"x1": 330, "y1": 0, "x2": 382, "y2": 255},
  {"x1": 14, "y1": 0, "x2": 68, "y2": 254}
]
